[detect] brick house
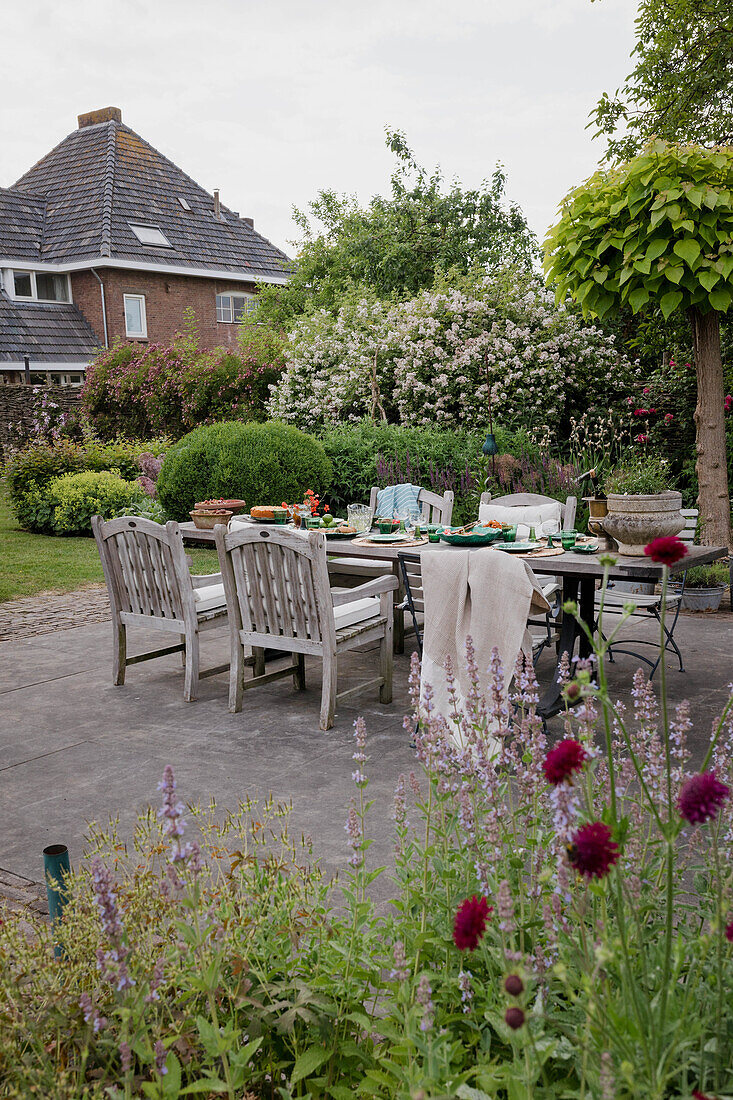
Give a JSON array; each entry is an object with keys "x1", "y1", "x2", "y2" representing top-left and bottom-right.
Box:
[{"x1": 0, "y1": 107, "x2": 291, "y2": 384}]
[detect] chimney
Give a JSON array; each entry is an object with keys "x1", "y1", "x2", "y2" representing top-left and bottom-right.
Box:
[
  {"x1": 242, "y1": 217, "x2": 254, "y2": 228},
  {"x1": 213, "y1": 189, "x2": 221, "y2": 219},
  {"x1": 78, "y1": 107, "x2": 122, "y2": 128}
]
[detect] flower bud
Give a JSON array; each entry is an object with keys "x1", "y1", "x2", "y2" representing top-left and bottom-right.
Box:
[
  {"x1": 564, "y1": 681, "x2": 581, "y2": 702},
  {"x1": 504, "y1": 974, "x2": 524, "y2": 997},
  {"x1": 505, "y1": 1006, "x2": 525, "y2": 1030}
]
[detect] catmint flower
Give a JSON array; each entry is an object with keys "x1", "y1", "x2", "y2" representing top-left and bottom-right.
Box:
[
  {"x1": 458, "y1": 969, "x2": 473, "y2": 1013},
  {"x1": 79, "y1": 991, "x2": 107, "y2": 1033},
  {"x1": 157, "y1": 765, "x2": 186, "y2": 839},
  {"x1": 393, "y1": 774, "x2": 407, "y2": 827},
  {"x1": 145, "y1": 957, "x2": 164, "y2": 1003},
  {"x1": 119, "y1": 1041, "x2": 132, "y2": 1074},
  {"x1": 390, "y1": 940, "x2": 409, "y2": 981},
  {"x1": 454, "y1": 896, "x2": 492, "y2": 951},
  {"x1": 497, "y1": 880, "x2": 515, "y2": 935},
  {"x1": 345, "y1": 802, "x2": 363, "y2": 868},
  {"x1": 416, "y1": 975, "x2": 434, "y2": 1032},
  {"x1": 154, "y1": 1040, "x2": 168, "y2": 1076},
  {"x1": 678, "y1": 772, "x2": 730, "y2": 824}
]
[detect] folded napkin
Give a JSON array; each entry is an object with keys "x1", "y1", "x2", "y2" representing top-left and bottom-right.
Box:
[
  {"x1": 420, "y1": 548, "x2": 550, "y2": 753},
  {"x1": 376, "y1": 483, "x2": 422, "y2": 518}
]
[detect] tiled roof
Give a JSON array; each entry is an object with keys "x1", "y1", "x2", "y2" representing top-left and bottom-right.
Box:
[
  {"x1": 4, "y1": 118, "x2": 291, "y2": 280},
  {"x1": 0, "y1": 189, "x2": 46, "y2": 262},
  {"x1": 0, "y1": 292, "x2": 100, "y2": 363}
]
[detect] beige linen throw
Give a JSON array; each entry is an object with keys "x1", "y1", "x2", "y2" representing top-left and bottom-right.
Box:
[{"x1": 420, "y1": 549, "x2": 550, "y2": 748}]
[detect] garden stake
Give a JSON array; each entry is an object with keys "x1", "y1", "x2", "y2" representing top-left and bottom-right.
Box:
[{"x1": 43, "y1": 843, "x2": 71, "y2": 959}]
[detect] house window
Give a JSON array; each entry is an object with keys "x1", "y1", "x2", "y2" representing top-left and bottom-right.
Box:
[
  {"x1": 216, "y1": 293, "x2": 257, "y2": 323},
  {"x1": 11, "y1": 270, "x2": 70, "y2": 301},
  {"x1": 124, "y1": 294, "x2": 147, "y2": 338},
  {"x1": 13, "y1": 272, "x2": 33, "y2": 297},
  {"x1": 177, "y1": 196, "x2": 192, "y2": 211},
  {"x1": 129, "y1": 223, "x2": 173, "y2": 248}
]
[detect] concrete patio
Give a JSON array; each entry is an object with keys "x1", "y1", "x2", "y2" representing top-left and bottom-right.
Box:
[{"x1": 0, "y1": 607, "x2": 731, "y2": 890}]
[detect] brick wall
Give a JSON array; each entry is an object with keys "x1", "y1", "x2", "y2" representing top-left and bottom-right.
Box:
[
  {"x1": 70, "y1": 270, "x2": 259, "y2": 350},
  {"x1": 0, "y1": 384, "x2": 81, "y2": 450}
]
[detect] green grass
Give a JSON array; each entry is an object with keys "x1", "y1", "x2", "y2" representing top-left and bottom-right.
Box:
[{"x1": 0, "y1": 480, "x2": 220, "y2": 604}]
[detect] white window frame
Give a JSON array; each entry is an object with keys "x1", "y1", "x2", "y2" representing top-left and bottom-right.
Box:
[
  {"x1": 129, "y1": 223, "x2": 173, "y2": 248},
  {"x1": 124, "y1": 293, "x2": 147, "y2": 338},
  {"x1": 216, "y1": 292, "x2": 257, "y2": 323},
  {"x1": 10, "y1": 270, "x2": 71, "y2": 303}
]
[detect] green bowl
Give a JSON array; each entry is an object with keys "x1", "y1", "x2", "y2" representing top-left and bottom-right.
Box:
[{"x1": 439, "y1": 526, "x2": 503, "y2": 547}]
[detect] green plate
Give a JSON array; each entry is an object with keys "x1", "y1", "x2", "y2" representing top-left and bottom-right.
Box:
[
  {"x1": 366, "y1": 532, "x2": 412, "y2": 543},
  {"x1": 439, "y1": 527, "x2": 502, "y2": 546},
  {"x1": 494, "y1": 541, "x2": 540, "y2": 552},
  {"x1": 323, "y1": 526, "x2": 357, "y2": 539},
  {"x1": 572, "y1": 542, "x2": 599, "y2": 554}
]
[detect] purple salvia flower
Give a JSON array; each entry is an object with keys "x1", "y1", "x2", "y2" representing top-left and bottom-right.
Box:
[
  {"x1": 600, "y1": 1052, "x2": 614, "y2": 1100},
  {"x1": 497, "y1": 879, "x2": 515, "y2": 936},
  {"x1": 154, "y1": 1040, "x2": 168, "y2": 1076},
  {"x1": 458, "y1": 969, "x2": 473, "y2": 1013},
  {"x1": 145, "y1": 957, "x2": 165, "y2": 1003},
  {"x1": 79, "y1": 991, "x2": 107, "y2": 1033},
  {"x1": 157, "y1": 765, "x2": 186, "y2": 839},
  {"x1": 416, "y1": 975, "x2": 434, "y2": 1032},
  {"x1": 390, "y1": 940, "x2": 409, "y2": 981},
  {"x1": 393, "y1": 774, "x2": 407, "y2": 827},
  {"x1": 345, "y1": 802, "x2": 363, "y2": 868},
  {"x1": 119, "y1": 1041, "x2": 132, "y2": 1073}
]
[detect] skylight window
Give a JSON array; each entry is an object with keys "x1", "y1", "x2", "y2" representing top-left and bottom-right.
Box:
[
  {"x1": 129, "y1": 223, "x2": 172, "y2": 248},
  {"x1": 177, "y1": 196, "x2": 192, "y2": 211}
]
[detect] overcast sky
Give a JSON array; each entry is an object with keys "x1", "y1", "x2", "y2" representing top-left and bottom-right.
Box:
[{"x1": 1, "y1": 0, "x2": 638, "y2": 256}]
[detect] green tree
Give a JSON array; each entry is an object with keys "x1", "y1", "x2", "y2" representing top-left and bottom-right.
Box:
[
  {"x1": 544, "y1": 140, "x2": 733, "y2": 547},
  {"x1": 590, "y1": 0, "x2": 733, "y2": 162},
  {"x1": 256, "y1": 130, "x2": 537, "y2": 326}
]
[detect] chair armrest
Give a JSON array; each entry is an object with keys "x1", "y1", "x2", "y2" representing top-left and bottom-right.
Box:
[
  {"x1": 331, "y1": 575, "x2": 398, "y2": 605},
  {"x1": 542, "y1": 582, "x2": 562, "y2": 601},
  {"x1": 190, "y1": 572, "x2": 223, "y2": 589}
]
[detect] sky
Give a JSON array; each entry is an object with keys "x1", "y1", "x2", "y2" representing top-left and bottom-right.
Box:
[{"x1": 1, "y1": 0, "x2": 639, "y2": 257}]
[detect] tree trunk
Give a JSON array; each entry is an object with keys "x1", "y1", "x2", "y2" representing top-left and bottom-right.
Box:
[{"x1": 690, "y1": 307, "x2": 731, "y2": 549}]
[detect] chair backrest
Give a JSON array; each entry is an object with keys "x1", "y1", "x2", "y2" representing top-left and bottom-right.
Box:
[
  {"x1": 369, "y1": 485, "x2": 454, "y2": 525},
  {"x1": 480, "y1": 491, "x2": 577, "y2": 530},
  {"x1": 679, "y1": 508, "x2": 699, "y2": 545},
  {"x1": 92, "y1": 515, "x2": 192, "y2": 622},
  {"x1": 397, "y1": 551, "x2": 424, "y2": 655},
  {"x1": 215, "y1": 525, "x2": 333, "y2": 645}
]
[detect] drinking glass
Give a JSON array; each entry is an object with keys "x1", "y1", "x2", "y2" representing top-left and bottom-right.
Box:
[
  {"x1": 561, "y1": 529, "x2": 577, "y2": 550},
  {"x1": 408, "y1": 508, "x2": 422, "y2": 538},
  {"x1": 542, "y1": 518, "x2": 560, "y2": 541}
]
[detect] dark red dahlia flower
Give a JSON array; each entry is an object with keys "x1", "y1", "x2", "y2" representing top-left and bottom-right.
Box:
[
  {"x1": 726, "y1": 919, "x2": 733, "y2": 943},
  {"x1": 692, "y1": 1091, "x2": 715, "y2": 1100},
  {"x1": 678, "y1": 772, "x2": 730, "y2": 825},
  {"x1": 567, "y1": 822, "x2": 620, "y2": 879},
  {"x1": 505, "y1": 1006, "x2": 525, "y2": 1030},
  {"x1": 543, "y1": 739, "x2": 587, "y2": 785},
  {"x1": 644, "y1": 536, "x2": 688, "y2": 567},
  {"x1": 453, "y1": 895, "x2": 492, "y2": 951},
  {"x1": 504, "y1": 974, "x2": 524, "y2": 996}
]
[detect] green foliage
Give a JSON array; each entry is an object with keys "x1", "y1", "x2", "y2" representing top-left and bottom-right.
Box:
[
  {"x1": 605, "y1": 453, "x2": 672, "y2": 494},
  {"x1": 156, "y1": 421, "x2": 332, "y2": 521},
  {"x1": 591, "y1": 0, "x2": 733, "y2": 162},
  {"x1": 545, "y1": 140, "x2": 733, "y2": 321},
  {"x1": 684, "y1": 561, "x2": 730, "y2": 587},
  {"x1": 5, "y1": 438, "x2": 168, "y2": 531},
  {"x1": 256, "y1": 130, "x2": 537, "y2": 326},
  {"x1": 22, "y1": 471, "x2": 147, "y2": 536},
  {"x1": 81, "y1": 316, "x2": 286, "y2": 440}
]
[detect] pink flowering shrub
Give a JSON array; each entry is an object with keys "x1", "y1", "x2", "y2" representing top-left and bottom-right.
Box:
[
  {"x1": 82, "y1": 317, "x2": 286, "y2": 441},
  {"x1": 1, "y1": 572, "x2": 732, "y2": 1097}
]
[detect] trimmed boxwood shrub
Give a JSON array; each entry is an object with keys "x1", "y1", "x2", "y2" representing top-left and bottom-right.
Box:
[
  {"x1": 19, "y1": 471, "x2": 148, "y2": 535},
  {"x1": 156, "y1": 421, "x2": 332, "y2": 521}
]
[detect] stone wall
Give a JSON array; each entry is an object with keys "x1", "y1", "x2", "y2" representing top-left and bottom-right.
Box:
[{"x1": 0, "y1": 384, "x2": 81, "y2": 452}]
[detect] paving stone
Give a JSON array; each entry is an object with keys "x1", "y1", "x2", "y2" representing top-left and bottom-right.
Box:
[{"x1": 0, "y1": 585, "x2": 110, "y2": 641}]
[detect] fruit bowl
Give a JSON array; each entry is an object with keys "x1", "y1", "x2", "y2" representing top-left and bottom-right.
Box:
[{"x1": 195, "y1": 498, "x2": 246, "y2": 515}]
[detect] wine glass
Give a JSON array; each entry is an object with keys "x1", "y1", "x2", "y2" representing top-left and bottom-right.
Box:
[{"x1": 541, "y1": 518, "x2": 560, "y2": 543}]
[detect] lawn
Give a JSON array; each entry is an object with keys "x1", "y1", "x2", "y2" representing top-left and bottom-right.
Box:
[{"x1": 0, "y1": 480, "x2": 220, "y2": 604}]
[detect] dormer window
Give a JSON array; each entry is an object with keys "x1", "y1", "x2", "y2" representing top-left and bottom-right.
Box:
[
  {"x1": 11, "y1": 270, "x2": 70, "y2": 302},
  {"x1": 129, "y1": 223, "x2": 172, "y2": 248}
]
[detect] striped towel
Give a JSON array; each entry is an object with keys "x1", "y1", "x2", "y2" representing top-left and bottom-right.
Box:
[{"x1": 376, "y1": 483, "x2": 422, "y2": 518}]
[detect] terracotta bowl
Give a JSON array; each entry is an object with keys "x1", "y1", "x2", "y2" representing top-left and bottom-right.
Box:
[
  {"x1": 195, "y1": 499, "x2": 247, "y2": 515},
  {"x1": 189, "y1": 509, "x2": 233, "y2": 530}
]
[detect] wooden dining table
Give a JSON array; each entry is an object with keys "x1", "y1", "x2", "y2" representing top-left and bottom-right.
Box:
[{"x1": 180, "y1": 521, "x2": 728, "y2": 720}]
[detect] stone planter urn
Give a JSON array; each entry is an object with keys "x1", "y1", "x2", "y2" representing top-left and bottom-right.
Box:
[{"x1": 602, "y1": 491, "x2": 684, "y2": 556}]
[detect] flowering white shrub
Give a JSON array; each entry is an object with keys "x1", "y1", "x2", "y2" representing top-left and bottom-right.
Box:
[{"x1": 267, "y1": 272, "x2": 637, "y2": 435}]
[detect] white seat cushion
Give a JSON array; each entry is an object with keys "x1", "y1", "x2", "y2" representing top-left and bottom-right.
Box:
[
  {"x1": 478, "y1": 501, "x2": 562, "y2": 537},
  {"x1": 328, "y1": 557, "x2": 391, "y2": 574},
  {"x1": 192, "y1": 582, "x2": 227, "y2": 612},
  {"x1": 333, "y1": 596, "x2": 381, "y2": 630}
]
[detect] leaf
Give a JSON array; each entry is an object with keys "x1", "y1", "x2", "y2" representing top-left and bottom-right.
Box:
[
  {"x1": 179, "y1": 1080, "x2": 229, "y2": 1095},
  {"x1": 457, "y1": 1087, "x2": 496, "y2": 1100},
  {"x1": 645, "y1": 238, "x2": 668, "y2": 263},
  {"x1": 698, "y1": 269, "x2": 720, "y2": 292},
  {"x1": 162, "y1": 1054, "x2": 182, "y2": 1100},
  {"x1": 660, "y1": 290, "x2": 683, "y2": 319},
  {"x1": 709, "y1": 287, "x2": 732, "y2": 312},
  {"x1": 664, "y1": 265, "x2": 684, "y2": 285},
  {"x1": 628, "y1": 287, "x2": 650, "y2": 313},
  {"x1": 291, "y1": 1046, "x2": 331, "y2": 1085},
  {"x1": 673, "y1": 238, "x2": 701, "y2": 266}
]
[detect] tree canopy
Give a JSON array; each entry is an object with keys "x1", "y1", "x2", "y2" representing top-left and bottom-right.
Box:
[
  {"x1": 590, "y1": 0, "x2": 733, "y2": 162},
  {"x1": 256, "y1": 130, "x2": 537, "y2": 326}
]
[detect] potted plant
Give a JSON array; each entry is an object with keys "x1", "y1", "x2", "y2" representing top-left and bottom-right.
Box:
[
  {"x1": 602, "y1": 456, "x2": 684, "y2": 556},
  {"x1": 681, "y1": 562, "x2": 729, "y2": 612}
]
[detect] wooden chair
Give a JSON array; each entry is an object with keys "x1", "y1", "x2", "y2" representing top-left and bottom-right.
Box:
[
  {"x1": 214, "y1": 525, "x2": 397, "y2": 730},
  {"x1": 92, "y1": 515, "x2": 229, "y2": 702},
  {"x1": 479, "y1": 491, "x2": 577, "y2": 530},
  {"x1": 369, "y1": 486, "x2": 455, "y2": 525}
]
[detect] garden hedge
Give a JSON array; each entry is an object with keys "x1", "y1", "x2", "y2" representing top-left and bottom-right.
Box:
[{"x1": 156, "y1": 421, "x2": 333, "y2": 521}]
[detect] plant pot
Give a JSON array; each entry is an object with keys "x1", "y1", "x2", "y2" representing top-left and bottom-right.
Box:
[
  {"x1": 189, "y1": 509, "x2": 233, "y2": 530},
  {"x1": 611, "y1": 580, "x2": 657, "y2": 596},
  {"x1": 681, "y1": 586, "x2": 725, "y2": 612},
  {"x1": 602, "y1": 492, "x2": 684, "y2": 557}
]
